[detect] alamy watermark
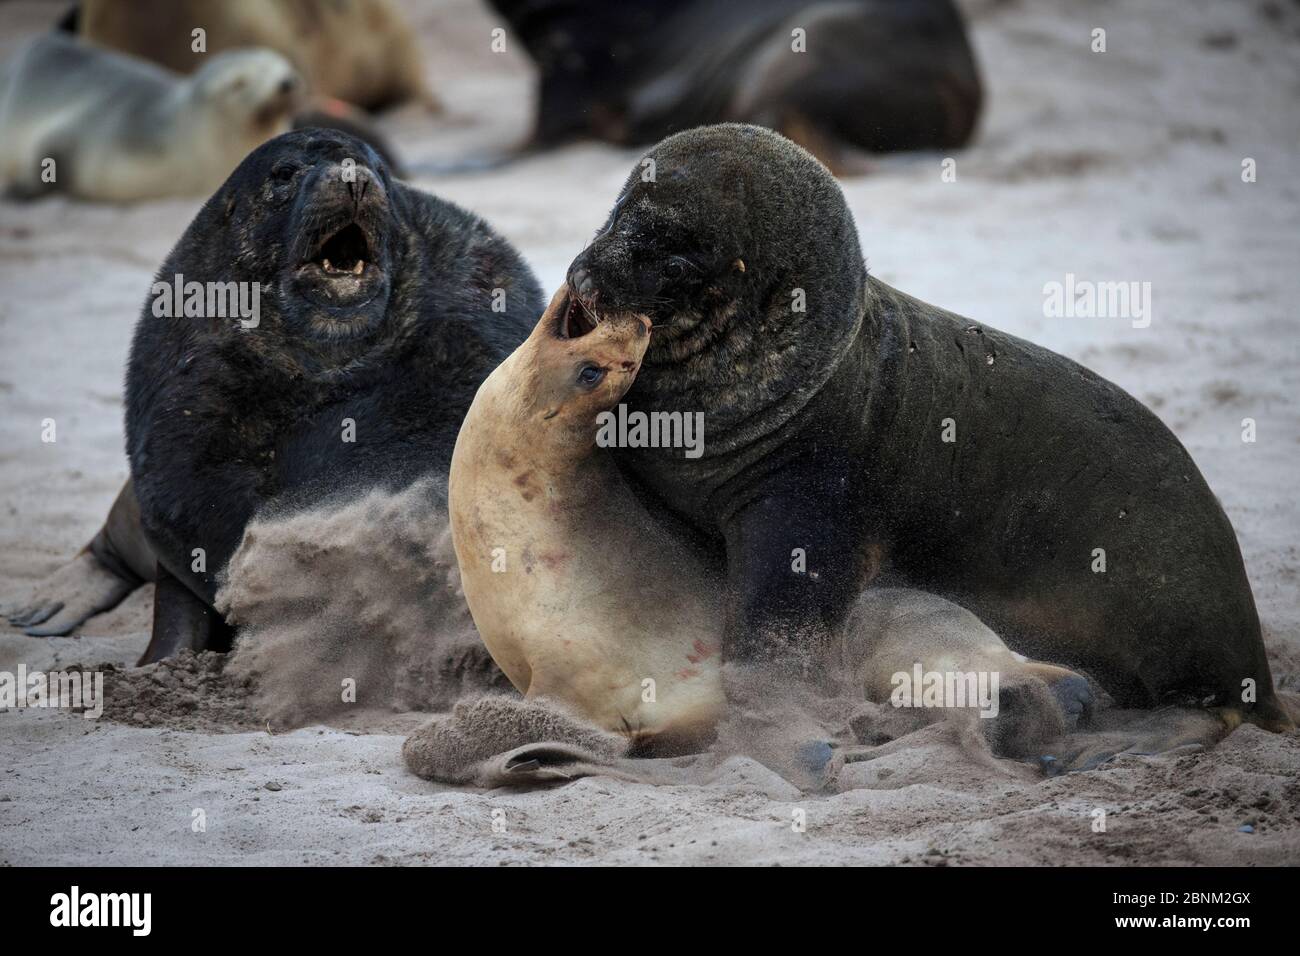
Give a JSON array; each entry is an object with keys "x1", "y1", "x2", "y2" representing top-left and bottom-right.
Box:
[
  {"x1": 0, "y1": 665, "x2": 104, "y2": 719},
  {"x1": 151, "y1": 273, "x2": 260, "y2": 329},
  {"x1": 595, "y1": 403, "x2": 705, "y2": 459},
  {"x1": 1043, "y1": 273, "x2": 1152, "y2": 329},
  {"x1": 890, "y1": 664, "x2": 1000, "y2": 718},
  {"x1": 50, "y1": 886, "x2": 150, "y2": 936}
]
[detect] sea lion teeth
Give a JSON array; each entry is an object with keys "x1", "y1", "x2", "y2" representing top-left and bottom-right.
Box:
[
  {"x1": 322, "y1": 258, "x2": 333, "y2": 272},
  {"x1": 352, "y1": 260, "x2": 364, "y2": 275}
]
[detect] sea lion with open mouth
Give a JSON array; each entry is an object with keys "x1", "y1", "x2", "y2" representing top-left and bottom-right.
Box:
[
  {"x1": 448, "y1": 288, "x2": 726, "y2": 753},
  {"x1": 5, "y1": 128, "x2": 541, "y2": 661},
  {"x1": 562, "y1": 123, "x2": 1291, "y2": 734}
]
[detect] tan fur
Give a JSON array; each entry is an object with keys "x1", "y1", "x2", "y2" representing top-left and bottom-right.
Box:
[
  {"x1": 450, "y1": 289, "x2": 725, "y2": 751},
  {"x1": 78, "y1": 0, "x2": 436, "y2": 112},
  {"x1": 0, "y1": 38, "x2": 302, "y2": 201}
]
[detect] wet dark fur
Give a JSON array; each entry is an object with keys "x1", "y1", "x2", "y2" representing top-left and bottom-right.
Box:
[
  {"x1": 565, "y1": 123, "x2": 1286, "y2": 727},
  {"x1": 127, "y1": 129, "x2": 540, "y2": 612},
  {"x1": 489, "y1": 0, "x2": 981, "y2": 158}
]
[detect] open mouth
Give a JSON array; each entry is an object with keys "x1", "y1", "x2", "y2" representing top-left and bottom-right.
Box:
[
  {"x1": 558, "y1": 291, "x2": 600, "y2": 338},
  {"x1": 291, "y1": 213, "x2": 389, "y2": 316},
  {"x1": 306, "y1": 222, "x2": 373, "y2": 278}
]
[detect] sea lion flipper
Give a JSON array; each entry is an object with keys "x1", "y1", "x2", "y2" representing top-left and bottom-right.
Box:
[
  {"x1": 3, "y1": 480, "x2": 155, "y2": 637},
  {"x1": 136, "y1": 565, "x2": 232, "y2": 665},
  {"x1": 8, "y1": 552, "x2": 136, "y2": 637}
]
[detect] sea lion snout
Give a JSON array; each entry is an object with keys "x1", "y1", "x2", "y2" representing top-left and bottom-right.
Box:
[{"x1": 278, "y1": 142, "x2": 395, "y2": 330}]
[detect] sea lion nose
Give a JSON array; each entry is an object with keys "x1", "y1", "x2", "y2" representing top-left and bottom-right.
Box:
[
  {"x1": 568, "y1": 265, "x2": 596, "y2": 300},
  {"x1": 345, "y1": 167, "x2": 372, "y2": 206},
  {"x1": 317, "y1": 161, "x2": 382, "y2": 212}
]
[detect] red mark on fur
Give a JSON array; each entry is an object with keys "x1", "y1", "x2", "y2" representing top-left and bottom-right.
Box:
[{"x1": 685, "y1": 639, "x2": 715, "y2": 664}]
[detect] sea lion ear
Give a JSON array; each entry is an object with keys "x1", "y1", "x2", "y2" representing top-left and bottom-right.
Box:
[
  {"x1": 733, "y1": 258, "x2": 746, "y2": 273},
  {"x1": 222, "y1": 192, "x2": 237, "y2": 222}
]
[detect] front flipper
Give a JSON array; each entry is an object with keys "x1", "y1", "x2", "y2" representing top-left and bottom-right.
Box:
[
  {"x1": 136, "y1": 564, "x2": 233, "y2": 665},
  {"x1": 721, "y1": 491, "x2": 872, "y2": 669},
  {"x1": 4, "y1": 551, "x2": 139, "y2": 637}
]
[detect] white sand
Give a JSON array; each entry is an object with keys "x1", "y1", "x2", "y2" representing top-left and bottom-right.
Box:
[{"x1": 1, "y1": 0, "x2": 1297, "y2": 865}]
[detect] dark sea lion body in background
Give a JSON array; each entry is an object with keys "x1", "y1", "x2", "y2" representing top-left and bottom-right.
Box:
[
  {"x1": 6, "y1": 129, "x2": 541, "y2": 659},
  {"x1": 489, "y1": 0, "x2": 982, "y2": 172},
  {"x1": 565, "y1": 123, "x2": 1289, "y2": 730}
]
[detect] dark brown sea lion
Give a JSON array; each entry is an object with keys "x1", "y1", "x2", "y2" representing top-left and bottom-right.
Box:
[
  {"x1": 562, "y1": 123, "x2": 1291, "y2": 734},
  {"x1": 488, "y1": 0, "x2": 982, "y2": 174},
  {"x1": 4, "y1": 128, "x2": 541, "y2": 661}
]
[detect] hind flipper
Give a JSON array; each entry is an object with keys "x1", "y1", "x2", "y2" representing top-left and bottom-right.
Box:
[
  {"x1": 3, "y1": 480, "x2": 154, "y2": 636},
  {"x1": 402, "y1": 695, "x2": 629, "y2": 785},
  {"x1": 1043, "y1": 707, "x2": 1239, "y2": 773}
]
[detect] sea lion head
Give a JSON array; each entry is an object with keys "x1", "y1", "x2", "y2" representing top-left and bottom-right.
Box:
[
  {"x1": 190, "y1": 48, "x2": 303, "y2": 136},
  {"x1": 564, "y1": 123, "x2": 866, "y2": 434},
  {"x1": 517, "y1": 287, "x2": 652, "y2": 453},
  {"x1": 197, "y1": 128, "x2": 400, "y2": 353}
]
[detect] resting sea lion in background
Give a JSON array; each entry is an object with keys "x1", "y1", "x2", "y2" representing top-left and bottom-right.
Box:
[
  {"x1": 448, "y1": 288, "x2": 1098, "y2": 761},
  {"x1": 4, "y1": 128, "x2": 541, "y2": 660},
  {"x1": 563, "y1": 123, "x2": 1291, "y2": 734},
  {"x1": 488, "y1": 0, "x2": 982, "y2": 174},
  {"x1": 0, "y1": 35, "x2": 302, "y2": 201},
  {"x1": 67, "y1": 0, "x2": 439, "y2": 113}
]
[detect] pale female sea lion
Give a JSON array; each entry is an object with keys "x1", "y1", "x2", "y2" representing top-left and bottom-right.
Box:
[
  {"x1": 69, "y1": 0, "x2": 438, "y2": 113},
  {"x1": 449, "y1": 288, "x2": 726, "y2": 753},
  {"x1": 0, "y1": 34, "x2": 302, "y2": 201}
]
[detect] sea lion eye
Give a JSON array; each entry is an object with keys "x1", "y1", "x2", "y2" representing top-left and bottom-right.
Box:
[
  {"x1": 577, "y1": 365, "x2": 606, "y2": 388},
  {"x1": 662, "y1": 258, "x2": 688, "y2": 280},
  {"x1": 271, "y1": 163, "x2": 298, "y2": 183}
]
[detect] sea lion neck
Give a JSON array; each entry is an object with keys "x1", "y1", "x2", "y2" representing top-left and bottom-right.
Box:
[{"x1": 627, "y1": 269, "x2": 869, "y2": 458}]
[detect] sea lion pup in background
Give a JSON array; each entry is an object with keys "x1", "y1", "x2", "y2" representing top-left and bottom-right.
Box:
[
  {"x1": 564, "y1": 123, "x2": 1291, "y2": 735},
  {"x1": 4, "y1": 128, "x2": 541, "y2": 659},
  {"x1": 488, "y1": 0, "x2": 981, "y2": 174},
  {"x1": 448, "y1": 288, "x2": 1089, "y2": 760},
  {"x1": 66, "y1": 0, "x2": 438, "y2": 113},
  {"x1": 0, "y1": 35, "x2": 302, "y2": 201}
]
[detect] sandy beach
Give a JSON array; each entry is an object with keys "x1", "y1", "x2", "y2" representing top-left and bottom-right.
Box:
[{"x1": 1, "y1": 0, "x2": 1297, "y2": 865}]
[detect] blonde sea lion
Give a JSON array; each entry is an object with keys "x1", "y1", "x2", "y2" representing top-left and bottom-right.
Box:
[
  {"x1": 71, "y1": 0, "x2": 438, "y2": 113},
  {"x1": 450, "y1": 289, "x2": 726, "y2": 753},
  {"x1": 0, "y1": 34, "x2": 302, "y2": 201}
]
